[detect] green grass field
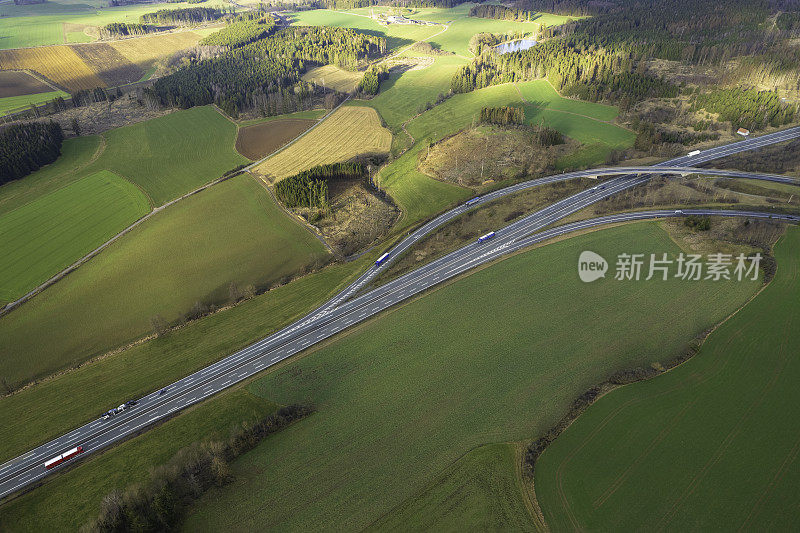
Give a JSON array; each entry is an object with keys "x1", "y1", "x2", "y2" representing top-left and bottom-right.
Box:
[
  {"x1": 359, "y1": 55, "x2": 467, "y2": 131},
  {"x1": 0, "y1": 170, "x2": 150, "y2": 304},
  {"x1": 368, "y1": 443, "x2": 538, "y2": 532},
  {"x1": 85, "y1": 106, "x2": 249, "y2": 205},
  {"x1": 517, "y1": 80, "x2": 619, "y2": 122},
  {"x1": 342, "y1": 3, "x2": 575, "y2": 57},
  {"x1": 535, "y1": 227, "x2": 800, "y2": 531},
  {"x1": 0, "y1": 89, "x2": 69, "y2": 116},
  {"x1": 0, "y1": 173, "x2": 328, "y2": 389},
  {"x1": 0, "y1": 388, "x2": 277, "y2": 532},
  {"x1": 287, "y1": 9, "x2": 441, "y2": 52},
  {"x1": 0, "y1": 135, "x2": 101, "y2": 215},
  {"x1": 0, "y1": 0, "x2": 227, "y2": 48},
  {"x1": 377, "y1": 80, "x2": 632, "y2": 227},
  {"x1": 177, "y1": 222, "x2": 759, "y2": 531},
  {"x1": 415, "y1": 4, "x2": 573, "y2": 57}
]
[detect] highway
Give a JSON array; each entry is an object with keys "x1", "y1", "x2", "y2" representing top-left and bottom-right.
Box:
[{"x1": 1, "y1": 126, "x2": 799, "y2": 501}]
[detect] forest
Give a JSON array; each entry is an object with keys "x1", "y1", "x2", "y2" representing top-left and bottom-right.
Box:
[
  {"x1": 690, "y1": 88, "x2": 798, "y2": 131},
  {"x1": 140, "y1": 7, "x2": 228, "y2": 25},
  {"x1": 465, "y1": 0, "x2": 800, "y2": 100},
  {"x1": 469, "y1": 4, "x2": 541, "y2": 22},
  {"x1": 451, "y1": 37, "x2": 677, "y2": 103},
  {"x1": 274, "y1": 162, "x2": 366, "y2": 209},
  {"x1": 152, "y1": 26, "x2": 386, "y2": 115},
  {"x1": 199, "y1": 13, "x2": 277, "y2": 48},
  {"x1": 100, "y1": 22, "x2": 155, "y2": 38},
  {"x1": 0, "y1": 122, "x2": 64, "y2": 185}
]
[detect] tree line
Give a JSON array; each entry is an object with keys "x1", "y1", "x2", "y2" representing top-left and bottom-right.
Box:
[
  {"x1": 0, "y1": 122, "x2": 63, "y2": 186},
  {"x1": 274, "y1": 162, "x2": 366, "y2": 209},
  {"x1": 100, "y1": 22, "x2": 156, "y2": 38},
  {"x1": 469, "y1": 4, "x2": 541, "y2": 21},
  {"x1": 776, "y1": 11, "x2": 800, "y2": 31},
  {"x1": 479, "y1": 105, "x2": 525, "y2": 125},
  {"x1": 152, "y1": 26, "x2": 386, "y2": 116},
  {"x1": 83, "y1": 405, "x2": 312, "y2": 532},
  {"x1": 140, "y1": 6, "x2": 229, "y2": 25}
]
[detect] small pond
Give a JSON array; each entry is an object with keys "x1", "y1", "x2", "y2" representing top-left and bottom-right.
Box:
[{"x1": 495, "y1": 39, "x2": 538, "y2": 54}]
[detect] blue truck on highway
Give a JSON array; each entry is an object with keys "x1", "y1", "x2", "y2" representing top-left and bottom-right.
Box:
[{"x1": 478, "y1": 231, "x2": 496, "y2": 243}]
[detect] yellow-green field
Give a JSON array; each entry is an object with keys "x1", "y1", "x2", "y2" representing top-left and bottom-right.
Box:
[
  {"x1": 0, "y1": 45, "x2": 106, "y2": 90},
  {"x1": 256, "y1": 105, "x2": 392, "y2": 181},
  {"x1": 0, "y1": 89, "x2": 69, "y2": 116},
  {"x1": 302, "y1": 64, "x2": 363, "y2": 93}
]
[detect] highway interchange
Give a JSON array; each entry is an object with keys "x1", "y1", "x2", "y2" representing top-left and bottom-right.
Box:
[{"x1": 1, "y1": 126, "x2": 799, "y2": 501}]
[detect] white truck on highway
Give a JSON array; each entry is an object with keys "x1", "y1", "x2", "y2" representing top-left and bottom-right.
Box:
[{"x1": 687, "y1": 150, "x2": 701, "y2": 157}]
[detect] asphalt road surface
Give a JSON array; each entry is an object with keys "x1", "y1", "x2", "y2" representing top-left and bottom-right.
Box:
[{"x1": 2, "y1": 126, "x2": 799, "y2": 501}]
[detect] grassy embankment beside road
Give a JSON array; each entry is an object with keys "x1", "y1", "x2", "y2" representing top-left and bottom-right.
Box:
[
  {"x1": 535, "y1": 226, "x2": 800, "y2": 531},
  {"x1": 0, "y1": 388, "x2": 277, "y2": 532},
  {"x1": 0, "y1": 251, "x2": 374, "y2": 464},
  {"x1": 178, "y1": 222, "x2": 759, "y2": 531},
  {"x1": 0, "y1": 222, "x2": 761, "y2": 531}
]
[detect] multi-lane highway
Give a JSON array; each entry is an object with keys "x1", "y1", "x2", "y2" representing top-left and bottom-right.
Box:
[{"x1": 2, "y1": 126, "x2": 799, "y2": 501}]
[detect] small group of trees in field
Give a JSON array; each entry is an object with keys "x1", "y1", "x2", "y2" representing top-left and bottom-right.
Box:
[
  {"x1": 83, "y1": 405, "x2": 312, "y2": 532},
  {"x1": 479, "y1": 105, "x2": 525, "y2": 126},
  {"x1": 99, "y1": 22, "x2": 155, "y2": 38},
  {"x1": 530, "y1": 123, "x2": 565, "y2": 146},
  {"x1": 274, "y1": 161, "x2": 366, "y2": 209},
  {"x1": 0, "y1": 122, "x2": 63, "y2": 185},
  {"x1": 358, "y1": 65, "x2": 389, "y2": 95}
]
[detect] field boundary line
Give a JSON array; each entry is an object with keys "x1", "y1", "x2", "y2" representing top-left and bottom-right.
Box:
[
  {"x1": 0, "y1": 100, "x2": 353, "y2": 317},
  {"x1": 0, "y1": 171, "x2": 239, "y2": 318},
  {"x1": 542, "y1": 261, "x2": 777, "y2": 530},
  {"x1": 244, "y1": 96, "x2": 352, "y2": 173},
  {"x1": 654, "y1": 307, "x2": 796, "y2": 531}
]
